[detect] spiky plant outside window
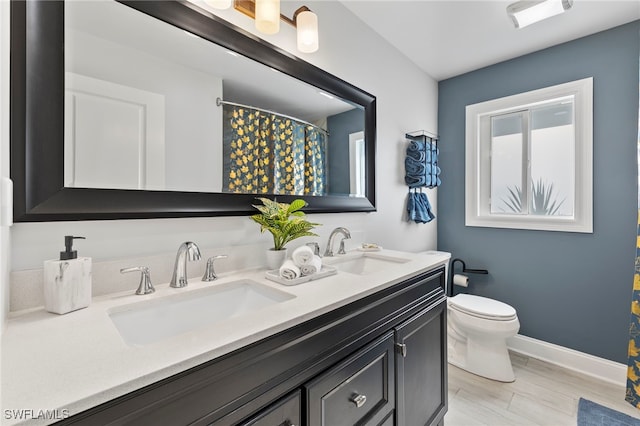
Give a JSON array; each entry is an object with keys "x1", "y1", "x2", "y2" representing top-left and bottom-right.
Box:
[
  {"x1": 250, "y1": 198, "x2": 320, "y2": 251},
  {"x1": 501, "y1": 179, "x2": 565, "y2": 215}
]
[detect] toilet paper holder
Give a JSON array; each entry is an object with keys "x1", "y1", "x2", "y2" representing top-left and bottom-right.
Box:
[{"x1": 449, "y1": 258, "x2": 489, "y2": 296}]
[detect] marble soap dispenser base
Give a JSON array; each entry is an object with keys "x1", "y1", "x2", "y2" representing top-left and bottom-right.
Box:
[
  {"x1": 44, "y1": 235, "x2": 92, "y2": 315},
  {"x1": 44, "y1": 258, "x2": 92, "y2": 314}
]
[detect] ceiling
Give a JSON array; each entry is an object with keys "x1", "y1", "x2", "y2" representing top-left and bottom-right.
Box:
[{"x1": 340, "y1": 1, "x2": 640, "y2": 81}]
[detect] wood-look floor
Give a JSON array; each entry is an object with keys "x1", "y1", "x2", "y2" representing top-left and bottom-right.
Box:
[{"x1": 445, "y1": 352, "x2": 640, "y2": 425}]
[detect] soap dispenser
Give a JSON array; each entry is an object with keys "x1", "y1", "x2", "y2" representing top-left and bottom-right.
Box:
[{"x1": 43, "y1": 236, "x2": 92, "y2": 314}]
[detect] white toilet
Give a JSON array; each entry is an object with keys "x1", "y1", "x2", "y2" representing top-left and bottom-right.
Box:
[{"x1": 447, "y1": 293, "x2": 520, "y2": 382}]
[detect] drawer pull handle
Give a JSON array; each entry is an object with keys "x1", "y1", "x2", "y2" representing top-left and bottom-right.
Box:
[
  {"x1": 350, "y1": 393, "x2": 367, "y2": 408},
  {"x1": 396, "y1": 342, "x2": 407, "y2": 357}
]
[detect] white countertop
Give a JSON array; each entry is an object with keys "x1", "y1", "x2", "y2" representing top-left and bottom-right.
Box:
[{"x1": 2, "y1": 249, "x2": 450, "y2": 425}]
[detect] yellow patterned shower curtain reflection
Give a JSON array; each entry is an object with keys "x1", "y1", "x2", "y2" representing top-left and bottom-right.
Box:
[{"x1": 222, "y1": 105, "x2": 327, "y2": 196}]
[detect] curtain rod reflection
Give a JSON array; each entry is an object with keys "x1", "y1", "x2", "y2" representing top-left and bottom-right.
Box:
[{"x1": 216, "y1": 98, "x2": 329, "y2": 135}]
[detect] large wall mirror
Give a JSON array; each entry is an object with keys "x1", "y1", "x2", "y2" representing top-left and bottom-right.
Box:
[{"x1": 11, "y1": 0, "x2": 376, "y2": 221}]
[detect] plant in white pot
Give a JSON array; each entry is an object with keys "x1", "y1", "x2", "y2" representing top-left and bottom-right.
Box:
[{"x1": 250, "y1": 197, "x2": 320, "y2": 269}]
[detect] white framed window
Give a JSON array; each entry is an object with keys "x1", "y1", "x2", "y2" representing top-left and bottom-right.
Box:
[{"x1": 465, "y1": 78, "x2": 593, "y2": 233}]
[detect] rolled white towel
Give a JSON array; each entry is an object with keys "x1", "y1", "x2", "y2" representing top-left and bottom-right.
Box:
[
  {"x1": 279, "y1": 259, "x2": 301, "y2": 280},
  {"x1": 292, "y1": 245, "x2": 314, "y2": 267},
  {"x1": 300, "y1": 255, "x2": 322, "y2": 276}
]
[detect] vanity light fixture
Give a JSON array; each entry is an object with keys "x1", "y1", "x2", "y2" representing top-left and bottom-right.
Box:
[
  {"x1": 204, "y1": 0, "x2": 232, "y2": 10},
  {"x1": 507, "y1": 0, "x2": 573, "y2": 29},
  {"x1": 234, "y1": 0, "x2": 319, "y2": 53}
]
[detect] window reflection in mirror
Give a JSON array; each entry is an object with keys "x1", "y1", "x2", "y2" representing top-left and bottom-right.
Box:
[{"x1": 64, "y1": 0, "x2": 365, "y2": 197}]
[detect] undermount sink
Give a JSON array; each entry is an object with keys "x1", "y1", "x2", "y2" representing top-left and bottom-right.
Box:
[
  {"x1": 323, "y1": 252, "x2": 410, "y2": 275},
  {"x1": 109, "y1": 280, "x2": 295, "y2": 346}
]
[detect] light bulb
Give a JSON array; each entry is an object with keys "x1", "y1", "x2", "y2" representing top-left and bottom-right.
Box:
[
  {"x1": 296, "y1": 9, "x2": 318, "y2": 53},
  {"x1": 255, "y1": 0, "x2": 280, "y2": 35}
]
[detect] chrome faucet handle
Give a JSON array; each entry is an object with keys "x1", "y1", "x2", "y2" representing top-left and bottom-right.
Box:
[
  {"x1": 306, "y1": 242, "x2": 320, "y2": 256},
  {"x1": 202, "y1": 255, "x2": 228, "y2": 282},
  {"x1": 338, "y1": 238, "x2": 347, "y2": 255},
  {"x1": 120, "y1": 266, "x2": 155, "y2": 295}
]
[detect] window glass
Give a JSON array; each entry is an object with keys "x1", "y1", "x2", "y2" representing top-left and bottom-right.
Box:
[
  {"x1": 530, "y1": 100, "x2": 575, "y2": 217},
  {"x1": 491, "y1": 112, "x2": 524, "y2": 214}
]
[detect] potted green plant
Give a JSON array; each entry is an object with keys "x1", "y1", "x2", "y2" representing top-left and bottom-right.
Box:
[{"x1": 250, "y1": 197, "x2": 320, "y2": 269}]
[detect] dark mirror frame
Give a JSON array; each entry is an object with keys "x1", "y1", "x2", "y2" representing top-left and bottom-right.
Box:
[{"x1": 10, "y1": 0, "x2": 376, "y2": 222}]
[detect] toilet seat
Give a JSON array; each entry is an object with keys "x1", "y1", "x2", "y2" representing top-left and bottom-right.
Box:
[{"x1": 448, "y1": 294, "x2": 517, "y2": 321}]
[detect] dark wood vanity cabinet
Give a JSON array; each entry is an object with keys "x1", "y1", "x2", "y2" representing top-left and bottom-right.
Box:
[
  {"x1": 58, "y1": 266, "x2": 446, "y2": 426},
  {"x1": 395, "y1": 303, "x2": 447, "y2": 426},
  {"x1": 238, "y1": 390, "x2": 301, "y2": 426}
]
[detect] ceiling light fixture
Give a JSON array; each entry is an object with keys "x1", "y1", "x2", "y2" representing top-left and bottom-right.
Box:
[
  {"x1": 507, "y1": 0, "x2": 573, "y2": 29},
  {"x1": 234, "y1": 0, "x2": 319, "y2": 53}
]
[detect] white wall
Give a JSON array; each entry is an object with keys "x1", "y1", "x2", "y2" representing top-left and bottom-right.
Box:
[{"x1": 7, "y1": 2, "x2": 438, "y2": 286}]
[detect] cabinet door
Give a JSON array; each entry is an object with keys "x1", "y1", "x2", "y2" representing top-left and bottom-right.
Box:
[
  {"x1": 238, "y1": 390, "x2": 301, "y2": 426},
  {"x1": 395, "y1": 301, "x2": 447, "y2": 426},
  {"x1": 377, "y1": 411, "x2": 394, "y2": 426},
  {"x1": 305, "y1": 332, "x2": 395, "y2": 426}
]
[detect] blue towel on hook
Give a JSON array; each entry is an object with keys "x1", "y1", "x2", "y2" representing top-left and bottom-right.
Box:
[
  {"x1": 407, "y1": 191, "x2": 416, "y2": 219},
  {"x1": 407, "y1": 190, "x2": 435, "y2": 224}
]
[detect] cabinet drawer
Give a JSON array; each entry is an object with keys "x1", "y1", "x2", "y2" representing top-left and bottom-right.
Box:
[
  {"x1": 305, "y1": 332, "x2": 395, "y2": 426},
  {"x1": 239, "y1": 390, "x2": 301, "y2": 426}
]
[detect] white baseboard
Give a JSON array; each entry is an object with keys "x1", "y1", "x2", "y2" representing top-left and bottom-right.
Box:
[{"x1": 507, "y1": 334, "x2": 627, "y2": 386}]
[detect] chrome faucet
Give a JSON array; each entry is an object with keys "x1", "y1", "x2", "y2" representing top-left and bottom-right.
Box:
[
  {"x1": 170, "y1": 241, "x2": 201, "y2": 288},
  {"x1": 324, "y1": 227, "x2": 351, "y2": 257}
]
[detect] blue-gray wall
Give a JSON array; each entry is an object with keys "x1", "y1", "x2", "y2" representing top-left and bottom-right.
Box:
[
  {"x1": 327, "y1": 108, "x2": 365, "y2": 194},
  {"x1": 438, "y1": 21, "x2": 639, "y2": 363}
]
